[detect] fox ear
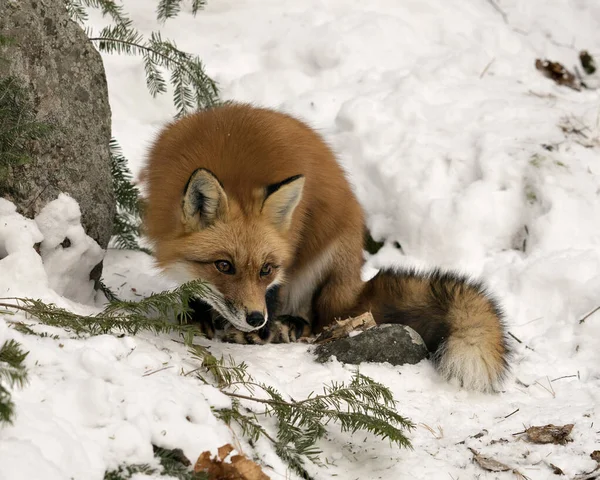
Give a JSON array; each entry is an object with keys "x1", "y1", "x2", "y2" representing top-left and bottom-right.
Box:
[
  {"x1": 181, "y1": 168, "x2": 229, "y2": 231},
  {"x1": 262, "y1": 175, "x2": 305, "y2": 232}
]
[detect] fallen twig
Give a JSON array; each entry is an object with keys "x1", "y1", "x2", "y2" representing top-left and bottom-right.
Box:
[
  {"x1": 480, "y1": 58, "x2": 496, "y2": 78},
  {"x1": 469, "y1": 448, "x2": 530, "y2": 479},
  {"x1": 143, "y1": 365, "x2": 174, "y2": 377},
  {"x1": 551, "y1": 375, "x2": 578, "y2": 382},
  {"x1": 535, "y1": 58, "x2": 581, "y2": 91},
  {"x1": 313, "y1": 311, "x2": 376, "y2": 344},
  {"x1": 579, "y1": 306, "x2": 600, "y2": 324},
  {"x1": 419, "y1": 422, "x2": 443, "y2": 439},
  {"x1": 508, "y1": 331, "x2": 535, "y2": 351},
  {"x1": 505, "y1": 408, "x2": 520, "y2": 419},
  {"x1": 534, "y1": 376, "x2": 556, "y2": 398}
]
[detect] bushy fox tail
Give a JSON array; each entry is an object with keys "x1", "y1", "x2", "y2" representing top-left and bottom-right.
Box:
[{"x1": 353, "y1": 268, "x2": 510, "y2": 392}]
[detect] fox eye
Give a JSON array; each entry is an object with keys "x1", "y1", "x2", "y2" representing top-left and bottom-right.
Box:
[
  {"x1": 260, "y1": 263, "x2": 273, "y2": 277},
  {"x1": 215, "y1": 260, "x2": 235, "y2": 275}
]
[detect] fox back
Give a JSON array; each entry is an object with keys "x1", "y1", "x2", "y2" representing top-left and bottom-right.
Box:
[
  {"x1": 140, "y1": 103, "x2": 365, "y2": 332},
  {"x1": 141, "y1": 102, "x2": 509, "y2": 392}
]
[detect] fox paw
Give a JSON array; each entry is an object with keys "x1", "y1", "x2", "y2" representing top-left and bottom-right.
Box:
[
  {"x1": 185, "y1": 298, "x2": 221, "y2": 340},
  {"x1": 193, "y1": 317, "x2": 216, "y2": 340},
  {"x1": 222, "y1": 315, "x2": 311, "y2": 345}
]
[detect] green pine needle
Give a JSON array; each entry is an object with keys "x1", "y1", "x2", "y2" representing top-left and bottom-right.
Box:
[
  {"x1": 0, "y1": 279, "x2": 213, "y2": 342},
  {"x1": 108, "y1": 138, "x2": 150, "y2": 253},
  {"x1": 104, "y1": 464, "x2": 157, "y2": 480},
  {"x1": 156, "y1": 0, "x2": 207, "y2": 23},
  {"x1": 64, "y1": 1, "x2": 221, "y2": 250},
  {"x1": 109, "y1": 139, "x2": 141, "y2": 215},
  {"x1": 88, "y1": 25, "x2": 218, "y2": 117},
  {"x1": 1, "y1": 279, "x2": 413, "y2": 475},
  {"x1": 192, "y1": 346, "x2": 414, "y2": 479},
  {"x1": 0, "y1": 76, "x2": 53, "y2": 188},
  {"x1": 0, "y1": 339, "x2": 28, "y2": 424},
  {"x1": 64, "y1": 0, "x2": 129, "y2": 26}
]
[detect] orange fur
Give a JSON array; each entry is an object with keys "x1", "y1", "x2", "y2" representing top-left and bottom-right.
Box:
[{"x1": 140, "y1": 102, "x2": 509, "y2": 392}]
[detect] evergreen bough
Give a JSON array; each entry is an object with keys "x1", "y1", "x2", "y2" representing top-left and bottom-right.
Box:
[
  {"x1": 0, "y1": 4, "x2": 414, "y2": 474},
  {"x1": 109, "y1": 138, "x2": 150, "y2": 253},
  {"x1": 63, "y1": 0, "x2": 221, "y2": 251},
  {"x1": 0, "y1": 339, "x2": 28, "y2": 424},
  {"x1": 0, "y1": 75, "x2": 53, "y2": 192},
  {"x1": 156, "y1": 0, "x2": 207, "y2": 23},
  {"x1": 105, "y1": 445, "x2": 208, "y2": 480},
  {"x1": 65, "y1": 0, "x2": 218, "y2": 117},
  {"x1": 196, "y1": 346, "x2": 414, "y2": 479},
  {"x1": 1, "y1": 280, "x2": 413, "y2": 477},
  {"x1": 0, "y1": 279, "x2": 211, "y2": 341}
]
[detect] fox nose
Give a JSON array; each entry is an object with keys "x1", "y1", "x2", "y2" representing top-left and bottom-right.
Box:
[{"x1": 246, "y1": 311, "x2": 265, "y2": 328}]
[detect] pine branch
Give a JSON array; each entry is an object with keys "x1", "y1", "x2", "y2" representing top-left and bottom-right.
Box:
[
  {"x1": 108, "y1": 138, "x2": 150, "y2": 253},
  {"x1": 110, "y1": 138, "x2": 141, "y2": 215},
  {"x1": 0, "y1": 339, "x2": 28, "y2": 424},
  {"x1": 192, "y1": 347, "x2": 414, "y2": 479},
  {"x1": 0, "y1": 282, "x2": 413, "y2": 475},
  {"x1": 105, "y1": 445, "x2": 209, "y2": 480},
  {"x1": 97, "y1": 280, "x2": 119, "y2": 302},
  {"x1": 0, "y1": 279, "x2": 213, "y2": 343},
  {"x1": 104, "y1": 464, "x2": 157, "y2": 480},
  {"x1": 64, "y1": 0, "x2": 89, "y2": 25},
  {"x1": 213, "y1": 401, "x2": 267, "y2": 444},
  {"x1": 64, "y1": 0, "x2": 129, "y2": 26},
  {"x1": 64, "y1": 0, "x2": 220, "y2": 251},
  {"x1": 190, "y1": 0, "x2": 206, "y2": 16},
  {"x1": 88, "y1": 26, "x2": 218, "y2": 116},
  {"x1": 189, "y1": 344, "x2": 250, "y2": 388},
  {"x1": 152, "y1": 445, "x2": 208, "y2": 479},
  {"x1": 84, "y1": 0, "x2": 129, "y2": 24},
  {"x1": 156, "y1": 0, "x2": 207, "y2": 23},
  {"x1": 110, "y1": 212, "x2": 151, "y2": 253},
  {"x1": 90, "y1": 22, "x2": 145, "y2": 56},
  {"x1": 0, "y1": 76, "x2": 53, "y2": 184},
  {"x1": 156, "y1": 0, "x2": 181, "y2": 23},
  {"x1": 0, "y1": 299, "x2": 183, "y2": 338}
]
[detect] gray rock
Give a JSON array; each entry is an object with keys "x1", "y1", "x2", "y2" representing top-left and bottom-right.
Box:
[
  {"x1": 313, "y1": 324, "x2": 429, "y2": 366},
  {"x1": 0, "y1": 0, "x2": 115, "y2": 250}
]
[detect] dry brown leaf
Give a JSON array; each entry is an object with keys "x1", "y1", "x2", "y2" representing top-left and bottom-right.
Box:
[
  {"x1": 230, "y1": 455, "x2": 270, "y2": 479},
  {"x1": 535, "y1": 58, "x2": 581, "y2": 91},
  {"x1": 469, "y1": 448, "x2": 511, "y2": 472},
  {"x1": 573, "y1": 466, "x2": 600, "y2": 480},
  {"x1": 314, "y1": 311, "x2": 376, "y2": 344},
  {"x1": 550, "y1": 463, "x2": 565, "y2": 475},
  {"x1": 525, "y1": 424, "x2": 573, "y2": 445},
  {"x1": 469, "y1": 449, "x2": 530, "y2": 479},
  {"x1": 194, "y1": 451, "x2": 220, "y2": 477},
  {"x1": 218, "y1": 444, "x2": 235, "y2": 461},
  {"x1": 194, "y1": 443, "x2": 270, "y2": 480},
  {"x1": 592, "y1": 451, "x2": 600, "y2": 463}
]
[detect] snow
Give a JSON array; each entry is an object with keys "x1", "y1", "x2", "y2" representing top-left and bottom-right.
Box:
[
  {"x1": 1, "y1": 0, "x2": 600, "y2": 479},
  {"x1": 35, "y1": 194, "x2": 105, "y2": 305}
]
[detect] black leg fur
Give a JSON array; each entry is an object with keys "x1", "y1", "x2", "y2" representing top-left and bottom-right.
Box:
[{"x1": 186, "y1": 297, "x2": 216, "y2": 339}]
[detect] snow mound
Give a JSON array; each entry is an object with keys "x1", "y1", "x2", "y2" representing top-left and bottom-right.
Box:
[
  {"x1": 35, "y1": 193, "x2": 104, "y2": 305},
  {"x1": 0, "y1": 1, "x2": 599, "y2": 479}
]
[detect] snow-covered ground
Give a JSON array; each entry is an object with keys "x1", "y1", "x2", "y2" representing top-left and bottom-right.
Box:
[{"x1": 2, "y1": 0, "x2": 600, "y2": 478}]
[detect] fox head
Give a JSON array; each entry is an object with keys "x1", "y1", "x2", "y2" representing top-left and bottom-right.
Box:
[{"x1": 156, "y1": 168, "x2": 305, "y2": 332}]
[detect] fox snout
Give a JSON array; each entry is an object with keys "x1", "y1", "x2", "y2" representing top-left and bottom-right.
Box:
[
  {"x1": 246, "y1": 311, "x2": 266, "y2": 328},
  {"x1": 222, "y1": 300, "x2": 268, "y2": 332}
]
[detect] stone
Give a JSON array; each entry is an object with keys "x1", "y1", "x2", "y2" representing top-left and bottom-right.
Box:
[
  {"x1": 313, "y1": 324, "x2": 429, "y2": 366},
  {"x1": 0, "y1": 0, "x2": 115, "y2": 250}
]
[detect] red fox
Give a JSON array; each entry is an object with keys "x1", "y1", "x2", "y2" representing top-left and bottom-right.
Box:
[{"x1": 140, "y1": 102, "x2": 509, "y2": 392}]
